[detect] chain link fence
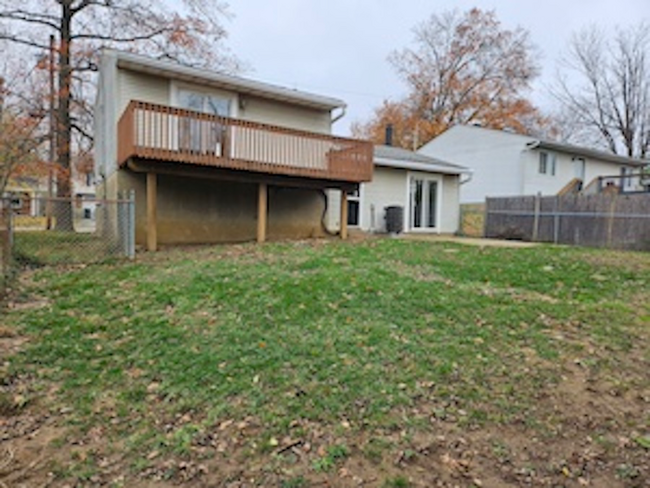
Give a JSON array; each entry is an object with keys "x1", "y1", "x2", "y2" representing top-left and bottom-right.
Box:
[
  {"x1": 1, "y1": 193, "x2": 135, "y2": 297},
  {"x1": 0, "y1": 202, "x2": 12, "y2": 298}
]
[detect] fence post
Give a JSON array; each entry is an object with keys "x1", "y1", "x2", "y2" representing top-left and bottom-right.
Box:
[
  {"x1": 553, "y1": 196, "x2": 560, "y2": 244},
  {"x1": 117, "y1": 191, "x2": 125, "y2": 256},
  {"x1": 483, "y1": 198, "x2": 490, "y2": 238},
  {"x1": 128, "y1": 189, "x2": 136, "y2": 259},
  {"x1": 532, "y1": 192, "x2": 541, "y2": 242},
  {"x1": 606, "y1": 194, "x2": 617, "y2": 248},
  {"x1": 1, "y1": 202, "x2": 13, "y2": 293}
]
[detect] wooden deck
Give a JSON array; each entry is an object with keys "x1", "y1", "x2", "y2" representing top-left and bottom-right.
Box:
[{"x1": 117, "y1": 101, "x2": 374, "y2": 184}]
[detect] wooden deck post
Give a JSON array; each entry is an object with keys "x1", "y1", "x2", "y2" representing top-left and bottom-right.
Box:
[
  {"x1": 147, "y1": 172, "x2": 158, "y2": 252},
  {"x1": 257, "y1": 182, "x2": 268, "y2": 243},
  {"x1": 340, "y1": 190, "x2": 348, "y2": 240}
]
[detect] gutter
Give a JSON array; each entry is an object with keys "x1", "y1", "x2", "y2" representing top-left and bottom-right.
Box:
[{"x1": 374, "y1": 157, "x2": 470, "y2": 176}]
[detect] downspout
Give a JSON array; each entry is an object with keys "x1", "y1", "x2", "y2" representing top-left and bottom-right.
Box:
[
  {"x1": 331, "y1": 106, "x2": 347, "y2": 125},
  {"x1": 319, "y1": 189, "x2": 338, "y2": 236},
  {"x1": 460, "y1": 171, "x2": 473, "y2": 185}
]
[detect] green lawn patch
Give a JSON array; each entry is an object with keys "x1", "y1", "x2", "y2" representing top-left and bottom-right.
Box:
[{"x1": 2, "y1": 238, "x2": 649, "y2": 486}]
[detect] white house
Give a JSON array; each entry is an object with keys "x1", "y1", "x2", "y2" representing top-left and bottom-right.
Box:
[
  {"x1": 419, "y1": 125, "x2": 647, "y2": 204},
  {"x1": 328, "y1": 145, "x2": 470, "y2": 234}
]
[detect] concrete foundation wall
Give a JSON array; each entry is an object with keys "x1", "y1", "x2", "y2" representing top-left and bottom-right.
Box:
[{"x1": 114, "y1": 169, "x2": 326, "y2": 246}]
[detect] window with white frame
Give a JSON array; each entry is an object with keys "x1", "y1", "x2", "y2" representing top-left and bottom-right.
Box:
[
  {"x1": 539, "y1": 152, "x2": 556, "y2": 175},
  {"x1": 539, "y1": 152, "x2": 548, "y2": 174}
]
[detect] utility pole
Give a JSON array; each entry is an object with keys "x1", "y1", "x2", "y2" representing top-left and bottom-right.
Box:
[
  {"x1": 46, "y1": 34, "x2": 56, "y2": 230},
  {"x1": 0, "y1": 77, "x2": 5, "y2": 117}
]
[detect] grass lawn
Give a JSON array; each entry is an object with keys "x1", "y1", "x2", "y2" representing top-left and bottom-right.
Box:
[{"x1": 1, "y1": 238, "x2": 649, "y2": 487}]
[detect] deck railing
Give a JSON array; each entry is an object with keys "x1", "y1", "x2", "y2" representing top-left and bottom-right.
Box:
[{"x1": 117, "y1": 101, "x2": 373, "y2": 183}]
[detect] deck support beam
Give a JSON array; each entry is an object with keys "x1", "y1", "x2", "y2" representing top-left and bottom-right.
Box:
[
  {"x1": 340, "y1": 190, "x2": 348, "y2": 240},
  {"x1": 257, "y1": 182, "x2": 268, "y2": 243},
  {"x1": 147, "y1": 172, "x2": 158, "y2": 252}
]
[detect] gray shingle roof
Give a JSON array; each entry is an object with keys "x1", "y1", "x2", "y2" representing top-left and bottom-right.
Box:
[
  {"x1": 374, "y1": 145, "x2": 469, "y2": 174},
  {"x1": 528, "y1": 140, "x2": 647, "y2": 167}
]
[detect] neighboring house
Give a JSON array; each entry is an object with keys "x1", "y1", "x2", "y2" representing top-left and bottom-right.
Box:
[
  {"x1": 327, "y1": 145, "x2": 470, "y2": 234},
  {"x1": 419, "y1": 125, "x2": 647, "y2": 204},
  {"x1": 94, "y1": 49, "x2": 373, "y2": 249},
  {"x1": 72, "y1": 171, "x2": 96, "y2": 222},
  {"x1": 3, "y1": 175, "x2": 49, "y2": 217}
]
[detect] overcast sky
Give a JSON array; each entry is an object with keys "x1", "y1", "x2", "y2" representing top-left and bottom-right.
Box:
[{"x1": 226, "y1": 1, "x2": 648, "y2": 136}]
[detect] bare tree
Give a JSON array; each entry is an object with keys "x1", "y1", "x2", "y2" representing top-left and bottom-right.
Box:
[
  {"x1": 0, "y1": 0, "x2": 238, "y2": 228},
  {"x1": 553, "y1": 23, "x2": 650, "y2": 159},
  {"x1": 354, "y1": 8, "x2": 549, "y2": 148}
]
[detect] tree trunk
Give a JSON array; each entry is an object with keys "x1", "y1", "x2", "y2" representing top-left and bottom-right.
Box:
[{"x1": 54, "y1": 1, "x2": 74, "y2": 231}]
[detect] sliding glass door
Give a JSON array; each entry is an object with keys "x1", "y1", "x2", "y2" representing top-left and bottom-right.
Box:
[
  {"x1": 177, "y1": 89, "x2": 231, "y2": 155},
  {"x1": 409, "y1": 176, "x2": 439, "y2": 231}
]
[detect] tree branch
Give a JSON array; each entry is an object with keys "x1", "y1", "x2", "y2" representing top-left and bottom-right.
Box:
[
  {"x1": 0, "y1": 10, "x2": 59, "y2": 29},
  {"x1": 0, "y1": 34, "x2": 50, "y2": 51}
]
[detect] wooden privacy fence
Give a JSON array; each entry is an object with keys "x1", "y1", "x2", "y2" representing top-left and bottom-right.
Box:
[{"x1": 485, "y1": 193, "x2": 650, "y2": 251}]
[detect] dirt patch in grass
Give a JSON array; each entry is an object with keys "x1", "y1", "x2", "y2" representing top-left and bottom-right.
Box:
[
  {"x1": 402, "y1": 234, "x2": 540, "y2": 248},
  {"x1": 576, "y1": 248, "x2": 650, "y2": 273},
  {"x1": 3, "y1": 357, "x2": 648, "y2": 487},
  {"x1": 2, "y1": 359, "x2": 646, "y2": 487}
]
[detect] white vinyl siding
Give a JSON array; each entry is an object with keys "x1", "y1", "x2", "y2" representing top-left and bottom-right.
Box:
[
  {"x1": 117, "y1": 70, "x2": 170, "y2": 119},
  {"x1": 240, "y1": 96, "x2": 332, "y2": 134},
  {"x1": 421, "y1": 125, "x2": 644, "y2": 202},
  {"x1": 521, "y1": 151, "x2": 637, "y2": 195},
  {"x1": 441, "y1": 174, "x2": 460, "y2": 233},
  {"x1": 361, "y1": 167, "x2": 408, "y2": 233},
  {"x1": 419, "y1": 126, "x2": 525, "y2": 204},
  {"x1": 329, "y1": 166, "x2": 460, "y2": 234}
]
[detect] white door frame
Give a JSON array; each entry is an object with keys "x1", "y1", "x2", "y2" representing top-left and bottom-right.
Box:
[
  {"x1": 405, "y1": 171, "x2": 442, "y2": 233},
  {"x1": 346, "y1": 184, "x2": 364, "y2": 229}
]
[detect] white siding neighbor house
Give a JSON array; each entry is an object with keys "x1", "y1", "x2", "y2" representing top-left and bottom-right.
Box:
[
  {"x1": 328, "y1": 145, "x2": 470, "y2": 234},
  {"x1": 419, "y1": 125, "x2": 647, "y2": 204}
]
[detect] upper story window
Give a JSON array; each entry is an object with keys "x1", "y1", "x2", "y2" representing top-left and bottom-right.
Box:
[
  {"x1": 178, "y1": 89, "x2": 231, "y2": 117},
  {"x1": 539, "y1": 151, "x2": 556, "y2": 176},
  {"x1": 620, "y1": 166, "x2": 633, "y2": 189}
]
